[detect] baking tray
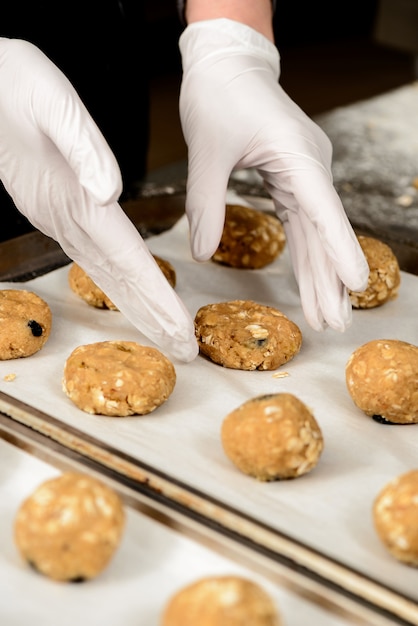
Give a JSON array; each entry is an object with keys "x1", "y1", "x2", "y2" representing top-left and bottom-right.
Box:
[
  {"x1": 0, "y1": 195, "x2": 418, "y2": 624},
  {"x1": 1, "y1": 431, "x2": 373, "y2": 626}
]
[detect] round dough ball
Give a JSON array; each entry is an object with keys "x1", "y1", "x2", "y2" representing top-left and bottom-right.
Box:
[
  {"x1": 221, "y1": 393, "x2": 323, "y2": 481},
  {"x1": 62, "y1": 340, "x2": 176, "y2": 416},
  {"x1": 154, "y1": 254, "x2": 177, "y2": 289},
  {"x1": 161, "y1": 575, "x2": 282, "y2": 626},
  {"x1": 349, "y1": 235, "x2": 400, "y2": 308},
  {"x1": 212, "y1": 204, "x2": 286, "y2": 269},
  {"x1": 345, "y1": 339, "x2": 418, "y2": 424},
  {"x1": 0, "y1": 289, "x2": 52, "y2": 359},
  {"x1": 194, "y1": 300, "x2": 302, "y2": 371},
  {"x1": 68, "y1": 262, "x2": 118, "y2": 310},
  {"x1": 68, "y1": 255, "x2": 176, "y2": 309},
  {"x1": 14, "y1": 472, "x2": 125, "y2": 582},
  {"x1": 373, "y1": 470, "x2": 418, "y2": 566}
]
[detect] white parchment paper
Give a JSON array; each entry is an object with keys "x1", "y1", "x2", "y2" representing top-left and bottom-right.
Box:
[{"x1": 1, "y1": 194, "x2": 418, "y2": 601}]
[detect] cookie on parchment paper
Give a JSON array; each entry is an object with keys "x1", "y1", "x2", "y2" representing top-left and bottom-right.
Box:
[
  {"x1": 349, "y1": 235, "x2": 400, "y2": 309},
  {"x1": 221, "y1": 393, "x2": 323, "y2": 481},
  {"x1": 0, "y1": 289, "x2": 52, "y2": 359},
  {"x1": 373, "y1": 470, "x2": 418, "y2": 567},
  {"x1": 161, "y1": 575, "x2": 283, "y2": 626},
  {"x1": 345, "y1": 339, "x2": 418, "y2": 424},
  {"x1": 68, "y1": 254, "x2": 176, "y2": 309},
  {"x1": 212, "y1": 204, "x2": 286, "y2": 270},
  {"x1": 194, "y1": 300, "x2": 302, "y2": 371},
  {"x1": 62, "y1": 340, "x2": 176, "y2": 416},
  {"x1": 14, "y1": 472, "x2": 125, "y2": 582}
]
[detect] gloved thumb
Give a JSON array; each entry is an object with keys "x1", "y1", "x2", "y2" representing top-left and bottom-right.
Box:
[{"x1": 184, "y1": 156, "x2": 232, "y2": 262}]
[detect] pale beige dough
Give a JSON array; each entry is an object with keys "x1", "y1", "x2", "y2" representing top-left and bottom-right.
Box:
[
  {"x1": 68, "y1": 255, "x2": 176, "y2": 309},
  {"x1": 349, "y1": 235, "x2": 400, "y2": 308},
  {"x1": 373, "y1": 470, "x2": 418, "y2": 566},
  {"x1": 14, "y1": 472, "x2": 125, "y2": 581},
  {"x1": 221, "y1": 393, "x2": 323, "y2": 481},
  {"x1": 345, "y1": 339, "x2": 418, "y2": 424},
  {"x1": 0, "y1": 289, "x2": 52, "y2": 359},
  {"x1": 161, "y1": 575, "x2": 282, "y2": 626},
  {"x1": 212, "y1": 204, "x2": 286, "y2": 269},
  {"x1": 194, "y1": 300, "x2": 302, "y2": 371},
  {"x1": 62, "y1": 340, "x2": 176, "y2": 416}
]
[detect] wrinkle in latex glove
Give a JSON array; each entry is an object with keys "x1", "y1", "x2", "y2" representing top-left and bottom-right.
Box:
[
  {"x1": 179, "y1": 19, "x2": 369, "y2": 333},
  {"x1": 0, "y1": 38, "x2": 198, "y2": 362}
]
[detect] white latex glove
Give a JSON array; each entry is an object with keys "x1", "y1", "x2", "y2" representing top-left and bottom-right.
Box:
[
  {"x1": 0, "y1": 38, "x2": 197, "y2": 362},
  {"x1": 179, "y1": 19, "x2": 369, "y2": 332}
]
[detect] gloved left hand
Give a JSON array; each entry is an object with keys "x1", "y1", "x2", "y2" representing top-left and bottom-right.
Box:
[{"x1": 0, "y1": 38, "x2": 198, "y2": 362}]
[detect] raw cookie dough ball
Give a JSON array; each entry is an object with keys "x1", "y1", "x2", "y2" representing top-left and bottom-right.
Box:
[
  {"x1": 349, "y1": 235, "x2": 400, "y2": 308},
  {"x1": 154, "y1": 254, "x2": 177, "y2": 289},
  {"x1": 68, "y1": 255, "x2": 176, "y2": 309},
  {"x1": 14, "y1": 472, "x2": 125, "y2": 582},
  {"x1": 63, "y1": 340, "x2": 176, "y2": 416},
  {"x1": 345, "y1": 339, "x2": 418, "y2": 424},
  {"x1": 0, "y1": 289, "x2": 52, "y2": 359},
  {"x1": 373, "y1": 470, "x2": 418, "y2": 566},
  {"x1": 212, "y1": 204, "x2": 286, "y2": 269},
  {"x1": 161, "y1": 575, "x2": 282, "y2": 626},
  {"x1": 221, "y1": 393, "x2": 323, "y2": 481},
  {"x1": 194, "y1": 300, "x2": 302, "y2": 371},
  {"x1": 68, "y1": 262, "x2": 118, "y2": 310}
]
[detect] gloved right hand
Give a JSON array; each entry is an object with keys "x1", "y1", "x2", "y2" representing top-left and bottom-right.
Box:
[
  {"x1": 179, "y1": 19, "x2": 369, "y2": 333},
  {"x1": 0, "y1": 38, "x2": 198, "y2": 362}
]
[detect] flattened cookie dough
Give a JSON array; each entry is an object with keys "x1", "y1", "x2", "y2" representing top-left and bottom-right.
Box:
[
  {"x1": 194, "y1": 300, "x2": 302, "y2": 371},
  {"x1": 349, "y1": 235, "x2": 400, "y2": 308},
  {"x1": 0, "y1": 289, "x2": 52, "y2": 359},
  {"x1": 161, "y1": 575, "x2": 282, "y2": 626},
  {"x1": 345, "y1": 339, "x2": 418, "y2": 424},
  {"x1": 14, "y1": 472, "x2": 125, "y2": 582},
  {"x1": 221, "y1": 393, "x2": 323, "y2": 481},
  {"x1": 63, "y1": 340, "x2": 176, "y2": 416},
  {"x1": 68, "y1": 255, "x2": 176, "y2": 309},
  {"x1": 373, "y1": 470, "x2": 418, "y2": 566},
  {"x1": 212, "y1": 204, "x2": 286, "y2": 269}
]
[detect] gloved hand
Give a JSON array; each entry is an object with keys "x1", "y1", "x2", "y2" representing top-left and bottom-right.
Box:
[
  {"x1": 179, "y1": 19, "x2": 369, "y2": 332},
  {"x1": 0, "y1": 38, "x2": 197, "y2": 362}
]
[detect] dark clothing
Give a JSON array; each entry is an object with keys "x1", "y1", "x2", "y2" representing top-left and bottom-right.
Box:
[{"x1": 1, "y1": 0, "x2": 150, "y2": 241}]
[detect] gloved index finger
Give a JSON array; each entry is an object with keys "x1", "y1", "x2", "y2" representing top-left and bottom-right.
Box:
[{"x1": 69, "y1": 205, "x2": 198, "y2": 363}]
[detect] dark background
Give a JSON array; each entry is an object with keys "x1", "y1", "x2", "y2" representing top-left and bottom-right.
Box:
[{"x1": 1, "y1": 0, "x2": 415, "y2": 241}]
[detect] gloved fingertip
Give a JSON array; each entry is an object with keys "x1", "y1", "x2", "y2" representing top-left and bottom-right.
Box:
[
  {"x1": 187, "y1": 208, "x2": 224, "y2": 262},
  {"x1": 191, "y1": 245, "x2": 215, "y2": 263},
  {"x1": 171, "y1": 337, "x2": 200, "y2": 363}
]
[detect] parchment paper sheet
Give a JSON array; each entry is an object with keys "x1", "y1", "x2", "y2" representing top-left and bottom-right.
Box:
[
  {"x1": 1, "y1": 194, "x2": 418, "y2": 600},
  {"x1": 0, "y1": 437, "x2": 356, "y2": 626}
]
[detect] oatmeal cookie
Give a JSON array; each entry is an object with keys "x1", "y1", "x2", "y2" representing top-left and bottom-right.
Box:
[
  {"x1": 0, "y1": 289, "x2": 52, "y2": 359},
  {"x1": 68, "y1": 255, "x2": 176, "y2": 309},
  {"x1": 68, "y1": 262, "x2": 118, "y2": 310},
  {"x1": 349, "y1": 235, "x2": 400, "y2": 308},
  {"x1": 212, "y1": 204, "x2": 286, "y2": 269},
  {"x1": 345, "y1": 339, "x2": 418, "y2": 424},
  {"x1": 373, "y1": 470, "x2": 418, "y2": 566},
  {"x1": 161, "y1": 575, "x2": 282, "y2": 626},
  {"x1": 14, "y1": 472, "x2": 125, "y2": 581},
  {"x1": 63, "y1": 340, "x2": 176, "y2": 416},
  {"x1": 194, "y1": 300, "x2": 302, "y2": 371},
  {"x1": 221, "y1": 393, "x2": 323, "y2": 481}
]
